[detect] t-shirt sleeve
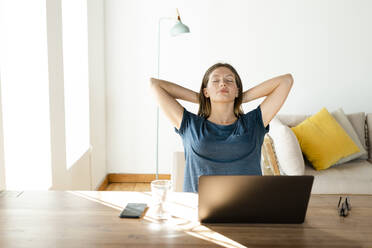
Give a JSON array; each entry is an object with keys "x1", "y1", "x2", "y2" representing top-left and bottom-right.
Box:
[
  {"x1": 256, "y1": 105, "x2": 270, "y2": 135},
  {"x1": 243, "y1": 105, "x2": 270, "y2": 138},
  {"x1": 174, "y1": 107, "x2": 191, "y2": 136}
]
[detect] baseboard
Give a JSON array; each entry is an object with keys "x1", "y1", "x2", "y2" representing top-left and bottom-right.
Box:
[
  {"x1": 108, "y1": 173, "x2": 171, "y2": 183},
  {"x1": 97, "y1": 174, "x2": 171, "y2": 190},
  {"x1": 97, "y1": 175, "x2": 109, "y2": 191}
]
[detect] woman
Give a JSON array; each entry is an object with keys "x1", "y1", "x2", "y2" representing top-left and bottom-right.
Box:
[{"x1": 150, "y1": 62, "x2": 293, "y2": 192}]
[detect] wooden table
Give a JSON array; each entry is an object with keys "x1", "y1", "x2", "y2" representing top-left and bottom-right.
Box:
[{"x1": 1, "y1": 191, "x2": 372, "y2": 248}]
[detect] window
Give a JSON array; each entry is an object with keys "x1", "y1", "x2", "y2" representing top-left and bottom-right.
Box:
[{"x1": 0, "y1": 0, "x2": 52, "y2": 189}]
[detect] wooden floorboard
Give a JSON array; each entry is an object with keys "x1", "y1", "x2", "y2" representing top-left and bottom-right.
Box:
[
  {"x1": 99, "y1": 174, "x2": 168, "y2": 191},
  {"x1": 134, "y1": 183, "x2": 151, "y2": 191},
  {"x1": 104, "y1": 183, "x2": 150, "y2": 191}
]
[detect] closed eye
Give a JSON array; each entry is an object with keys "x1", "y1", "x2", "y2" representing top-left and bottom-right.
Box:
[{"x1": 212, "y1": 80, "x2": 233, "y2": 82}]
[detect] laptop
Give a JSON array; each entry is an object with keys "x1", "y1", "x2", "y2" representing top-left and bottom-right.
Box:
[{"x1": 198, "y1": 175, "x2": 314, "y2": 223}]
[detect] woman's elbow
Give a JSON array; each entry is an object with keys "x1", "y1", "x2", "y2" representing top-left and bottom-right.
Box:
[
  {"x1": 281, "y1": 73, "x2": 294, "y2": 88},
  {"x1": 286, "y1": 73, "x2": 294, "y2": 85},
  {"x1": 150, "y1": 77, "x2": 159, "y2": 88}
]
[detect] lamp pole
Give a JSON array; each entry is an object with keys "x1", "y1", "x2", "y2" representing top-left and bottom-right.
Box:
[
  {"x1": 156, "y1": 17, "x2": 174, "y2": 180},
  {"x1": 155, "y1": 10, "x2": 190, "y2": 181}
]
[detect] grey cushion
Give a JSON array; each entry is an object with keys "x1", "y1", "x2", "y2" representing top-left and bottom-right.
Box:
[
  {"x1": 332, "y1": 108, "x2": 367, "y2": 164},
  {"x1": 347, "y1": 113, "x2": 368, "y2": 159},
  {"x1": 277, "y1": 114, "x2": 308, "y2": 127},
  {"x1": 367, "y1": 114, "x2": 372, "y2": 161}
]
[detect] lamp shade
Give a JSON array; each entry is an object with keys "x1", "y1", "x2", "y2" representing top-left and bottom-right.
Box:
[{"x1": 170, "y1": 20, "x2": 190, "y2": 36}]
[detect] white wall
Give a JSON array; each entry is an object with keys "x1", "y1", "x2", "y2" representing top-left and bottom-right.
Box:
[
  {"x1": 106, "y1": 0, "x2": 372, "y2": 174},
  {"x1": 87, "y1": 0, "x2": 107, "y2": 189},
  {"x1": 47, "y1": 0, "x2": 70, "y2": 190},
  {"x1": 0, "y1": 76, "x2": 5, "y2": 190}
]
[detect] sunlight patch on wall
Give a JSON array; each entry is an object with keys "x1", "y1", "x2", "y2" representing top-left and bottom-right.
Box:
[{"x1": 61, "y1": 0, "x2": 90, "y2": 170}]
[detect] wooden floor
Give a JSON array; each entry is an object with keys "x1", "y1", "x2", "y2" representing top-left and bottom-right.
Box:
[{"x1": 105, "y1": 183, "x2": 151, "y2": 191}]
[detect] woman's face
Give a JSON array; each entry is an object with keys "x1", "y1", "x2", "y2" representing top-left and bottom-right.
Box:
[{"x1": 203, "y1": 67, "x2": 239, "y2": 103}]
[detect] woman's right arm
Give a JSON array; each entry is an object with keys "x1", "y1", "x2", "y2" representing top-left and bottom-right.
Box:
[
  {"x1": 150, "y1": 77, "x2": 199, "y2": 130},
  {"x1": 241, "y1": 74, "x2": 293, "y2": 127}
]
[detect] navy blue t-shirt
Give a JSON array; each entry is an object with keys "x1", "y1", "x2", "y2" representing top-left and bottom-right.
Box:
[{"x1": 174, "y1": 105, "x2": 270, "y2": 192}]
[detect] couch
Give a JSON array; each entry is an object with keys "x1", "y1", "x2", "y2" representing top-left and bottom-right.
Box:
[{"x1": 171, "y1": 112, "x2": 372, "y2": 194}]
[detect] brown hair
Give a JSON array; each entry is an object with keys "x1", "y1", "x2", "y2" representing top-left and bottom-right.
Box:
[{"x1": 197, "y1": 63, "x2": 244, "y2": 118}]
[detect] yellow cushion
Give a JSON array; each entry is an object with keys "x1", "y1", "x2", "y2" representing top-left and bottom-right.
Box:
[{"x1": 291, "y1": 108, "x2": 360, "y2": 170}]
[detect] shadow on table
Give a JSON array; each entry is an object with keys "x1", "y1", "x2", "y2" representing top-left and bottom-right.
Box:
[{"x1": 203, "y1": 223, "x2": 362, "y2": 248}]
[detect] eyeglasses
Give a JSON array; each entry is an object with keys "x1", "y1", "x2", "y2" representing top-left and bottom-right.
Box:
[{"x1": 337, "y1": 196, "x2": 351, "y2": 217}]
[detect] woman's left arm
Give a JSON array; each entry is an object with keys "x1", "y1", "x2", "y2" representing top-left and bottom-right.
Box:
[{"x1": 242, "y1": 73, "x2": 293, "y2": 127}]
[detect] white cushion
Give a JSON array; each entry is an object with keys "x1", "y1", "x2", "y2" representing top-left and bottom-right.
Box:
[
  {"x1": 172, "y1": 152, "x2": 186, "y2": 192},
  {"x1": 331, "y1": 108, "x2": 367, "y2": 164},
  {"x1": 268, "y1": 118, "x2": 305, "y2": 175}
]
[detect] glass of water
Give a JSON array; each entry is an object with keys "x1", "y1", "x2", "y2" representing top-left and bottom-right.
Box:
[{"x1": 151, "y1": 180, "x2": 172, "y2": 219}]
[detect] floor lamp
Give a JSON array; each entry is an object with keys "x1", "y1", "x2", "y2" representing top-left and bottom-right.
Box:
[{"x1": 155, "y1": 9, "x2": 190, "y2": 180}]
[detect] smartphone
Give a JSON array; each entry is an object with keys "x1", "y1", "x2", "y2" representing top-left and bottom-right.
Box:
[{"x1": 119, "y1": 203, "x2": 147, "y2": 218}]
